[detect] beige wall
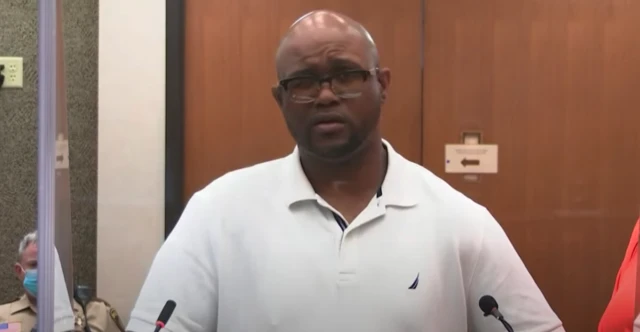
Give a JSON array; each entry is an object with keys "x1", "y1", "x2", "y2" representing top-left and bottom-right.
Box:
[{"x1": 96, "y1": 0, "x2": 166, "y2": 324}]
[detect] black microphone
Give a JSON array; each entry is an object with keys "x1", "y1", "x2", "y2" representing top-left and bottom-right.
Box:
[
  {"x1": 153, "y1": 300, "x2": 177, "y2": 332},
  {"x1": 479, "y1": 295, "x2": 514, "y2": 332}
]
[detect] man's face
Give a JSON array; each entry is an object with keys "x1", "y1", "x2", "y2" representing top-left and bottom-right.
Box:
[
  {"x1": 273, "y1": 27, "x2": 391, "y2": 161},
  {"x1": 14, "y1": 243, "x2": 37, "y2": 282}
]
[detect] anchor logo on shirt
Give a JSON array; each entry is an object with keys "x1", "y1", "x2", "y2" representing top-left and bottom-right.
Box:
[{"x1": 408, "y1": 273, "x2": 419, "y2": 290}]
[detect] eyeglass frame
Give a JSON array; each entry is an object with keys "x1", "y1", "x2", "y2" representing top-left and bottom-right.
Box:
[{"x1": 277, "y1": 67, "x2": 379, "y2": 104}]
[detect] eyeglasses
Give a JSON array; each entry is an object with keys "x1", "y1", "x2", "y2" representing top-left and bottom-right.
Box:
[{"x1": 279, "y1": 68, "x2": 378, "y2": 104}]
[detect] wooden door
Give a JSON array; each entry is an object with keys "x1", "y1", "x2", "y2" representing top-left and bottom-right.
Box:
[
  {"x1": 423, "y1": 0, "x2": 640, "y2": 330},
  {"x1": 183, "y1": 0, "x2": 423, "y2": 200}
]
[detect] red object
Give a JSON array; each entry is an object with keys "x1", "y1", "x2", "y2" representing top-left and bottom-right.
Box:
[
  {"x1": 598, "y1": 218, "x2": 640, "y2": 332},
  {"x1": 155, "y1": 321, "x2": 165, "y2": 328}
]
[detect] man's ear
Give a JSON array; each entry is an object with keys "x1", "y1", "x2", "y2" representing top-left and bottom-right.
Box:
[
  {"x1": 14, "y1": 263, "x2": 23, "y2": 280},
  {"x1": 377, "y1": 68, "x2": 391, "y2": 104},
  {"x1": 272, "y1": 85, "x2": 284, "y2": 108}
]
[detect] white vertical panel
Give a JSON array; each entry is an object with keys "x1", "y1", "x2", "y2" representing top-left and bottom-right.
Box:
[{"x1": 97, "y1": 0, "x2": 166, "y2": 324}]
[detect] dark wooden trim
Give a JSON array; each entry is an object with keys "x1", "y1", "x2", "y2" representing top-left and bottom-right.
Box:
[{"x1": 164, "y1": 0, "x2": 186, "y2": 238}]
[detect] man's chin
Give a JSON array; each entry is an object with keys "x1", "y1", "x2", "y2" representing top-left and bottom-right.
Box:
[{"x1": 308, "y1": 141, "x2": 362, "y2": 162}]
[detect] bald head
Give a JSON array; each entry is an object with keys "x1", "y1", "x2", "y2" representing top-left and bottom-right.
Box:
[{"x1": 275, "y1": 10, "x2": 379, "y2": 79}]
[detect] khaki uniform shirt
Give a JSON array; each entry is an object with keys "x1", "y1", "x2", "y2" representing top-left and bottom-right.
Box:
[{"x1": 0, "y1": 295, "x2": 125, "y2": 332}]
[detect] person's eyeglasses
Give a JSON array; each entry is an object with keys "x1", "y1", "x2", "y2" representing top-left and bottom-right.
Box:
[{"x1": 279, "y1": 68, "x2": 378, "y2": 104}]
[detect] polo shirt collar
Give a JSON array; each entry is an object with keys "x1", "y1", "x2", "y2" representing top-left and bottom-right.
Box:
[{"x1": 283, "y1": 139, "x2": 419, "y2": 208}]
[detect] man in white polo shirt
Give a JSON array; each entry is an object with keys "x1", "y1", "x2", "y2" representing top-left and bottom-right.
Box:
[{"x1": 127, "y1": 10, "x2": 565, "y2": 332}]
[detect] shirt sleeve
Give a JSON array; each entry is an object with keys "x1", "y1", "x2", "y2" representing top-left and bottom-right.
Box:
[
  {"x1": 127, "y1": 191, "x2": 219, "y2": 332},
  {"x1": 597, "y1": 219, "x2": 639, "y2": 332},
  {"x1": 466, "y1": 208, "x2": 565, "y2": 332}
]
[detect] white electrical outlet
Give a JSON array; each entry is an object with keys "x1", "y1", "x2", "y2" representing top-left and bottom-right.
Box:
[{"x1": 0, "y1": 57, "x2": 24, "y2": 88}]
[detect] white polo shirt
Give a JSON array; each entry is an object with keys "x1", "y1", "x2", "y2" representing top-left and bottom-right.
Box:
[{"x1": 127, "y1": 140, "x2": 564, "y2": 332}]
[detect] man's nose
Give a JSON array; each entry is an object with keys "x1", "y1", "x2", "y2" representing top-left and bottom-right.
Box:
[{"x1": 314, "y1": 82, "x2": 340, "y2": 106}]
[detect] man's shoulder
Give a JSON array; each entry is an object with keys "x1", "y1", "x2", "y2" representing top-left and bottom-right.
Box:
[
  {"x1": 0, "y1": 295, "x2": 28, "y2": 312},
  {"x1": 399, "y1": 158, "x2": 492, "y2": 230},
  {"x1": 198, "y1": 155, "x2": 290, "y2": 196},
  {"x1": 75, "y1": 297, "x2": 117, "y2": 313},
  {"x1": 0, "y1": 296, "x2": 22, "y2": 306},
  {"x1": 0, "y1": 295, "x2": 32, "y2": 323},
  {"x1": 406, "y1": 161, "x2": 484, "y2": 206},
  {"x1": 84, "y1": 297, "x2": 112, "y2": 310},
  {"x1": 0, "y1": 298, "x2": 17, "y2": 317},
  {"x1": 80, "y1": 298, "x2": 126, "y2": 332},
  {"x1": 0, "y1": 299, "x2": 16, "y2": 309}
]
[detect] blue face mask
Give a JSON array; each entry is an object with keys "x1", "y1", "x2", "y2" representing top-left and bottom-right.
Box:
[{"x1": 23, "y1": 268, "x2": 37, "y2": 297}]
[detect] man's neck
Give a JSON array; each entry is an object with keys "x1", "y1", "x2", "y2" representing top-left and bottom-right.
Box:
[
  {"x1": 26, "y1": 293, "x2": 37, "y2": 308},
  {"x1": 300, "y1": 137, "x2": 387, "y2": 199}
]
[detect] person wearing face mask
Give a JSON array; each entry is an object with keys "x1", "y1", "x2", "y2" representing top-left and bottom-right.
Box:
[{"x1": 0, "y1": 231, "x2": 125, "y2": 332}]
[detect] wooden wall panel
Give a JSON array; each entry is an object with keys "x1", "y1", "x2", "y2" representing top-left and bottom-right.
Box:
[
  {"x1": 423, "y1": 0, "x2": 640, "y2": 330},
  {"x1": 183, "y1": 0, "x2": 423, "y2": 200}
]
